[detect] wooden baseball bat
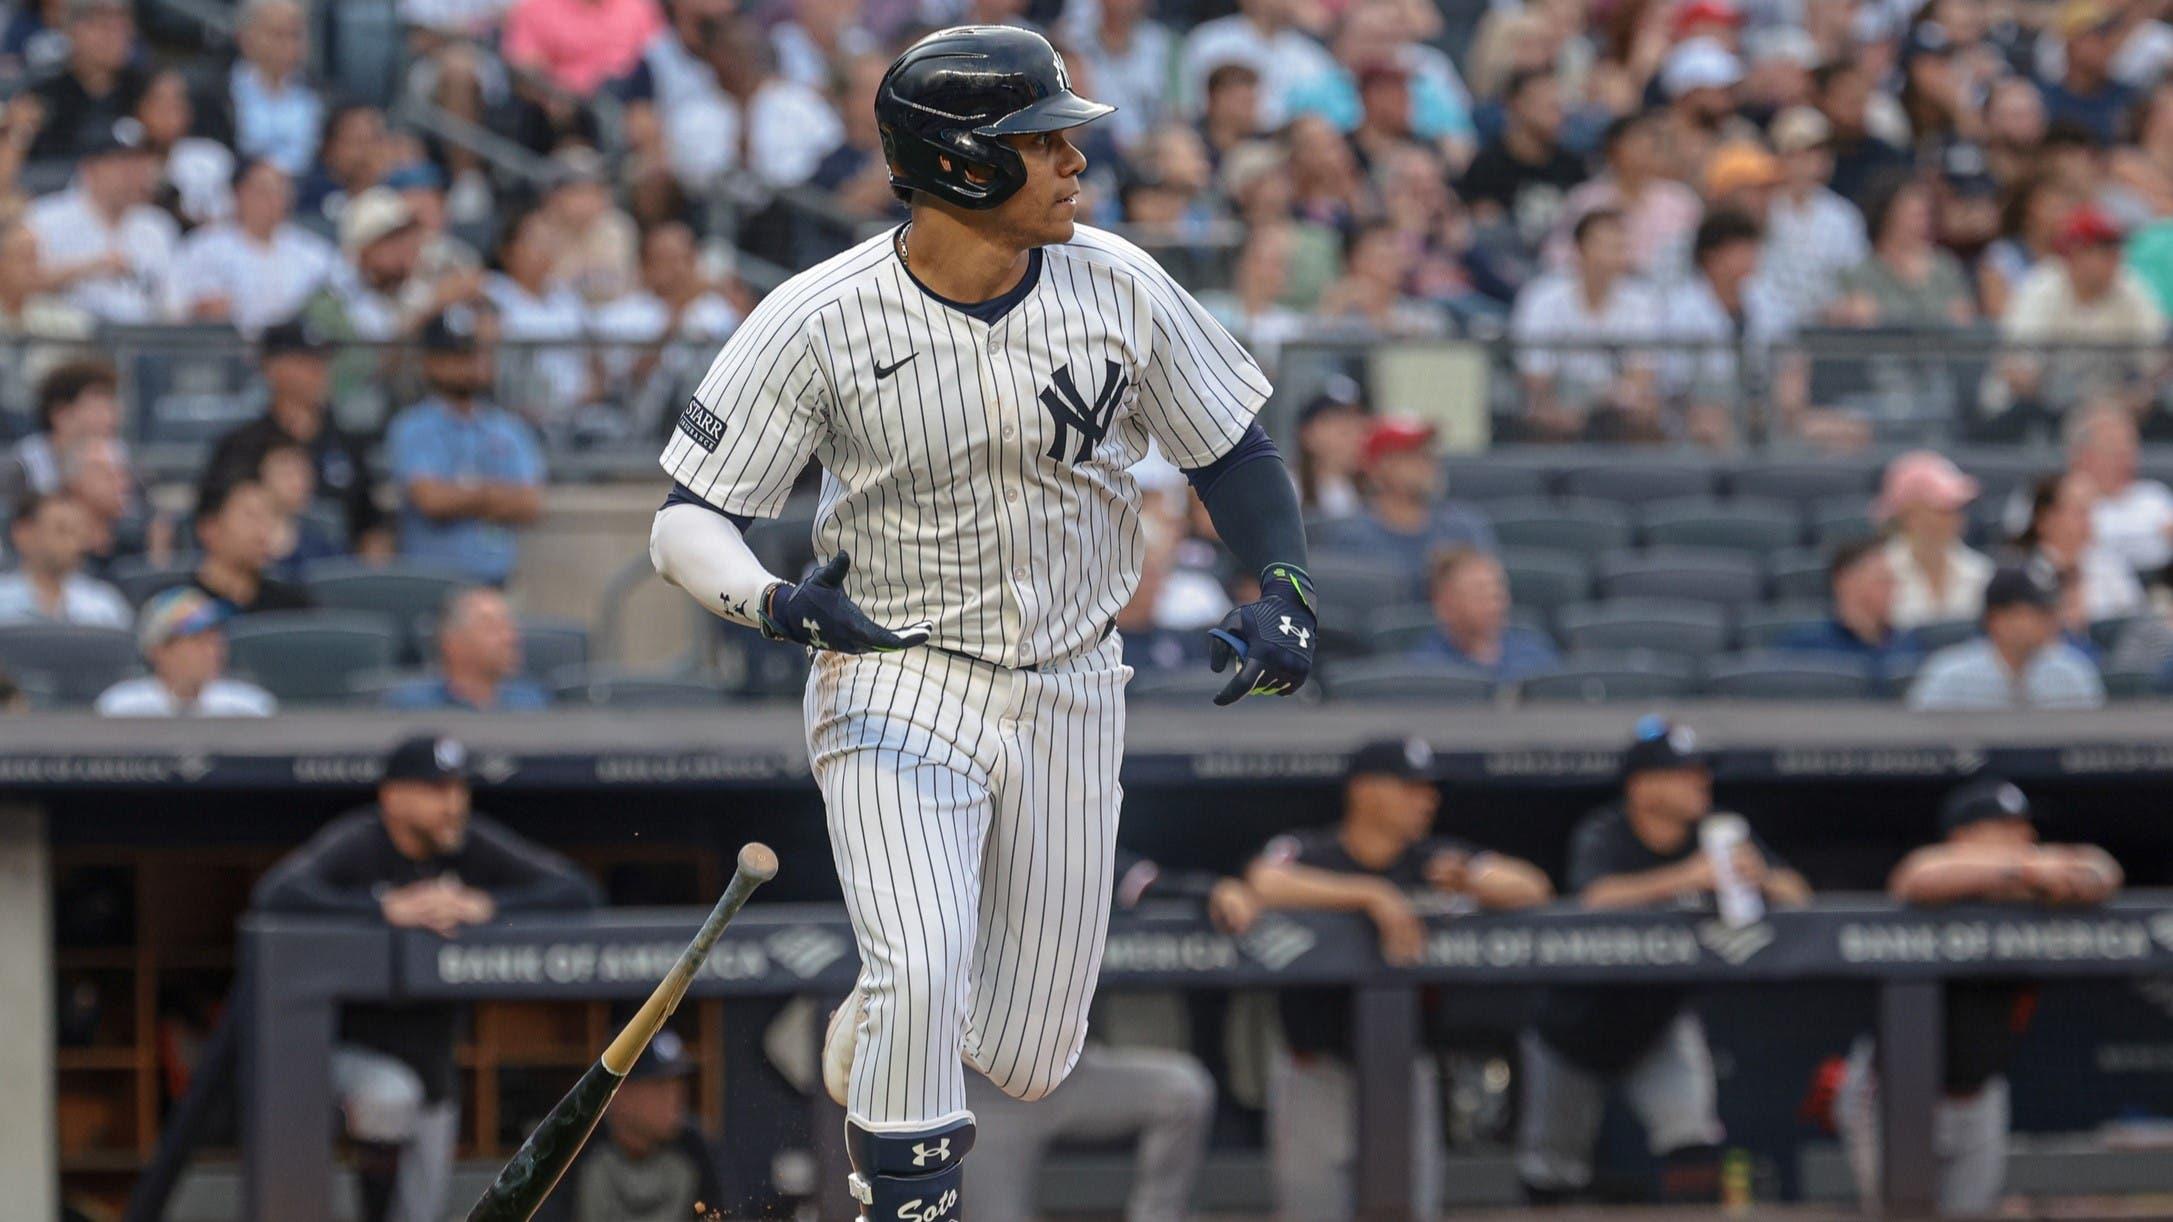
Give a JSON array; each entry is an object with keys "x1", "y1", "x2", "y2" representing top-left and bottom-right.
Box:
[{"x1": 465, "y1": 842, "x2": 779, "y2": 1222}]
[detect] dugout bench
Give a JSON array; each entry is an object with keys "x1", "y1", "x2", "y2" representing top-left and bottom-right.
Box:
[{"x1": 239, "y1": 895, "x2": 2173, "y2": 1220}]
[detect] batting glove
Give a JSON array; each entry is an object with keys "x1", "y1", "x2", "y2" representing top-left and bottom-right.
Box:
[
  {"x1": 1206, "y1": 563, "x2": 1317, "y2": 706},
  {"x1": 760, "y1": 552, "x2": 932, "y2": 654}
]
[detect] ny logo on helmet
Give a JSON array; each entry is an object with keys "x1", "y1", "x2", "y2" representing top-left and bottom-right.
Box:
[{"x1": 1039, "y1": 358, "x2": 1128, "y2": 464}]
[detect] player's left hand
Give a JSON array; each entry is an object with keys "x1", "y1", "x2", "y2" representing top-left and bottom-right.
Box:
[{"x1": 1206, "y1": 563, "x2": 1316, "y2": 706}]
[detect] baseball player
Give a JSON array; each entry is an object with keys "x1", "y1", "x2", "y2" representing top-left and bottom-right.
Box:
[{"x1": 648, "y1": 25, "x2": 1313, "y2": 1220}]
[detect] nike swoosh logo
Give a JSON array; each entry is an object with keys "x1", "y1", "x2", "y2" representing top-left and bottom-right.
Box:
[{"x1": 875, "y1": 352, "x2": 918, "y2": 380}]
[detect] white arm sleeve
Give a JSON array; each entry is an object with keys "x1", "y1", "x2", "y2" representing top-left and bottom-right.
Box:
[{"x1": 649, "y1": 503, "x2": 786, "y2": 631}]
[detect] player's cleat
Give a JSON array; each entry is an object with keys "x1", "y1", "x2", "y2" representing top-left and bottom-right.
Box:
[{"x1": 824, "y1": 983, "x2": 865, "y2": 1107}]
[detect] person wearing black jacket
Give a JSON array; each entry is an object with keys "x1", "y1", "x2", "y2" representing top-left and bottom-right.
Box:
[
  {"x1": 203, "y1": 315, "x2": 388, "y2": 555},
  {"x1": 252, "y1": 733, "x2": 599, "y2": 1222},
  {"x1": 535, "y1": 1029, "x2": 741, "y2": 1222}
]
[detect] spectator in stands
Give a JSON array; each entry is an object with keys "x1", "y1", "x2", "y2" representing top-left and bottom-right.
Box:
[
  {"x1": 664, "y1": 11, "x2": 841, "y2": 196},
  {"x1": 64, "y1": 436, "x2": 163, "y2": 573},
  {"x1": 136, "y1": 67, "x2": 237, "y2": 231},
  {"x1": 1994, "y1": 204, "x2": 2166, "y2": 428},
  {"x1": 253, "y1": 733, "x2": 599, "y2": 1222},
  {"x1": 1291, "y1": 377, "x2": 1368, "y2": 518},
  {"x1": 589, "y1": 220, "x2": 740, "y2": 423},
  {"x1": 1315, "y1": 221, "x2": 1451, "y2": 336},
  {"x1": 1760, "y1": 108, "x2": 1868, "y2": 335},
  {"x1": 24, "y1": 0, "x2": 145, "y2": 162},
  {"x1": 1317, "y1": 416, "x2": 1495, "y2": 590},
  {"x1": 1982, "y1": 78, "x2": 2049, "y2": 192},
  {"x1": 503, "y1": 0, "x2": 661, "y2": 97},
  {"x1": 1113, "y1": 463, "x2": 1221, "y2": 672},
  {"x1": 1832, "y1": 176, "x2": 1977, "y2": 329},
  {"x1": 1178, "y1": 0, "x2": 1336, "y2": 127},
  {"x1": 95, "y1": 586, "x2": 276, "y2": 716},
  {"x1": 0, "y1": 215, "x2": 91, "y2": 391},
  {"x1": 541, "y1": 146, "x2": 636, "y2": 305},
  {"x1": 1834, "y1": 776, "x2": 2121, "y2": 1215},
  {"x1": 2, "y1": 359, "x2": 124, "y2": 507},
  {"x1": 484, "y1": 204, "x2": 593, "y2": 431},
  {"x1": 1062, "y1": 0, "x2": 1173, "y2": 154},
  {"x1": 206, "y1": 316, "x2": 389, "y2": 555},
  {"x1": 1249, "y1": 737, "x2": 1552, "y2": 1218},
  {"x1": 296, "y1": 103, "x2": 390, "y2": 224},
  {"x1": 808, "y1": 52, "x2": 901, "y2": 220},
  {"x1": 1510, "y1": 208, "x2": 1667, "y2": 442},
  {"x1": 968, "y1": 846, "x2": 1246, "y2": 1221},
  {"x1": 0, "y1": 661, "x2": 27, "y2": 713},
  {"x1": 1201, "y1": 218, "x2": 1310, "y2": 373},
  {"x1": 1978, "y1": 175, "x2": 2074, "y2": 320},
  {"x1": 1658, "y1": 38, "x2": 1748, "y2": 186},
  {"x1": 2013, "y1": 471, "x2": 2145, "y2": 623},
  {"x1": 1775, "y1": 536, "x2": 1924, "y2": 680},
  {"x1": 770, "y1": 0, "x2": 874, "y2": 91},
  {"x1": 2068, "y1": 402, "x2": 2173, "y2": 577},
  {"x1": 320, "y1": 188, "x2": 443, "y2": 342},
  {"x1": 164, "y1": 158, "x2": 339, "y2": 332},
  {"x1": 1459, "y1": 68, "x2": 1585, "y2": 261},
  {"x1": 225, "y1": 0, "x2": 322, "y2": 176},
  {"x1": 1815, "y1": 61, "x2": 1911, "y2": 206},
  {"x1": 1667, "y1": 209, "x2": 1787, "y2": 448},
  {"x1": 385, "y1": 587, "x2": 550, "y2": 712},
  {"x1": 388, "y1": 306, "x2": 546, "y2": 586},
  {"x1": 533, "y1": 1030, "x2": 740, "y2": 1222},
  {"x1": 0, "y1": 491, "x2": 130, "y2": 627},
  {"x1": 1285, "y1": 113, "x2": 1369, "y2": 235},
  {"x1": 2111, "y1": 83, "x2": 2173, "y2": 218},
  {"x1": 1412, "y1": 547, "x2": 1560, "y2": 682},
  {"x1": 26, "y1": 118, "x2": 176, "y2": 324},
  {"x1": 1556, "y1": 111, "x2": 1701, "y2": 282},
  {"x1": 1198, "y1": 62, "x2": 1263, "y2": 164},
  {"x1": 1519, "y1": 717, "x2": 1809, "y2": 1206},
  {"x1": 2040, "y1": 0, "x2": 2135, "y2": 147},
  {"x1": 1878, "y1": 450, "x2": 1994, "y2": 629},
  {"x1": 1290, "y1": 2, "x2": 1475, "y2": 171},
  {"x1": 1909, "y1": 560, "x2": 2107, "y2": 709},
  {"x1": 191, "y1": 477, "x2": 314, "y2": 615},
  {"x1": 255, "y1": 439, "x2": 343, "y2": 576}
]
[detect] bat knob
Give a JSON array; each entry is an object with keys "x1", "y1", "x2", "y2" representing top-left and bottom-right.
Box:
[{"x1": 737, "y1": 842, "x2": 779, "y2": 883}]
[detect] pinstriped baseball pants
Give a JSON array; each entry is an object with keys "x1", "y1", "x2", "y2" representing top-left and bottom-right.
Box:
[{"x1": 806, "y1": 634, "x2": 1130, "y2": 1132}]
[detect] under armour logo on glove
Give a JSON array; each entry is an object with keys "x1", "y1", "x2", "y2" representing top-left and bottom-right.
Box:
[
  {"x1": 1207, "y1": 563, "x2": 1317, "y2": 706},
  {"x1": 759, "y1": 552, "x2": 932, "y2": 655}
]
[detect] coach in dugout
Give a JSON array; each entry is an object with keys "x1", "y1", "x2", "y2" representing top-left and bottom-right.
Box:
[
  {"x1": 1517, "y1": 717, "x2": 1811, "y2": 1205},
  {"x1": 1832, "y1": 775, "x2": 2122, "y2": 1215},
  {"x1": 536, "y1": 1028, "x2": 744, "y2": 1222},
  {"x1": 1247, "y1": 736, "x2": 1553, "y2": 1219},
  {"x1": 252, "y1": 733, "x2": 599, "y2": 1222}
]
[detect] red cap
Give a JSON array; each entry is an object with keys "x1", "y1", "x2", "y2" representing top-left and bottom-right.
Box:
[
  {"x1": 1363, "y1": 416, "x2": 1437, "y2": 466},
  {"x1": 1672, "y1": 0, "x2": 1743, "y2": 37},
  {"x1": 2055, "y1": 204, "x2": 2125, "y2": 254}
]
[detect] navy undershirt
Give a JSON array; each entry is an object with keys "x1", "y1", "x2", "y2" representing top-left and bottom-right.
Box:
[{"x1": 900, "y1": 243, "x2": 1044, "y2": 324}]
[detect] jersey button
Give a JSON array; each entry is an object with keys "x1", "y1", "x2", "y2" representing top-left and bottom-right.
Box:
[
  {"x1": 1013, "y1": 567, "x2": 1029, "y2": 582},
  {"x1": 1005, "y1": 489, "x2": 1019, "y2": 503},
  {"x1": 1000, "y1": 424, "x2": 1016, "y2": 439}
]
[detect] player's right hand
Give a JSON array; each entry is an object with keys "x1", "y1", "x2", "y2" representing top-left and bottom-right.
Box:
[{"x1": 759, "y1": 551, "x2": 932, "y2": 654}]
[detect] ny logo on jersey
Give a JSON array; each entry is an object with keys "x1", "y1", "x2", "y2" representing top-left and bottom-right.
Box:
[
  {"x1": 910, "y1": 1138, "x2": 951, "y2": 1167},
  {"x1": 1038, "y1": 358, "x2": 1128, "y2": 464},
  {"x1": 1278, "y1": 615, "x2": 1312, "y2": 650}
]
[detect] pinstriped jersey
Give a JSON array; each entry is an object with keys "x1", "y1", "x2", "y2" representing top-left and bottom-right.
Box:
[{"x1": 659, "y1": 223, "x2": 1271, "y2": 669}]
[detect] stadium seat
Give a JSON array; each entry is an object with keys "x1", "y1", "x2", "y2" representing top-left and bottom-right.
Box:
[
  {"x1": 1517, "y1": 651, "x2": 1695, "y2": 702},
  {"x1": 1438, "y1": 455, "x2": 1551, "y2": 502},
  {"x1": 1498, "y1": 547, "x2": 1591, "y2": 615},
  {"x1": 1596, "y1": 548, "x2": 1763, "y2": 606},
  {"x1": 1949, "y1": 448, "x2": 2056, "y2": 505},
  {"x1": 1559, "y1": 457, "x2": 1720, "y2": 505},
  {"x1": 2105, "y1": 666, "x2": 2167, "y2": 701},
  {"x1": 1734, "y1": 601, "x2": 1834, "y2": 649},
  {"x1": 1701, "y1": 651, "x2": 1875, "y2": 700},
  {"x1": 1362, "y1": 606, "x2": 1441, "y2": 656},
  {"x1": 0, "y1": 624, "x2": 137, "y2": 705},
  {"x1": 1557, "y1": 598, "x2": 1730, "y2": 659},
  {"x1": 304, "y1": 562, "x2": 471, "y2": 659},
  {"x1": 225, "y1": 611, "x2": 400, "y2": 705},
  {"x1": 2089, "y1": 617, "x2": 2144, "y2": 656},
  {"x1": 561, "y1": 667, "x2": 734, "y2": 708},
  {"x1": 1320, "y1": 659, "x2": 1493, "y2": 703},
  {"x1": 1765, "y1": 548, "x2": 1832, "y2": 601},
  {"x1": 1126, "y1": 668, "x2": 1242, "y2": 704},
  {"x1": 1488, "y1": 498, "x2": 1634, "y2": 557},
  {"x1": 1638, "y1": 496, "x2": 1804, "y2": 553},
  {"x1": 1303, "y1": 552, "x2": 1421, "y2": 619},
  {"x1": 106, "y1": 559, "x2": 197, "y2": 608},
  {"x1": 1914, "y1": 620, "x2": 1979, "y2": 652},
  {"x1": 1725, "y1": 459, "x2": 1877, "y2": 505},
  {"x1": 346, "y1": 669, "x2": 435, "y2": 701},
  {"x1": 518, "y1": 617, "x2": 590, "y2": 678},
  {"x1": 1808, "y1": 498, "x2": 1876, "y2": 546}
]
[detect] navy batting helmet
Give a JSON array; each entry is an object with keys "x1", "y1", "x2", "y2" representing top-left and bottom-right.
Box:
[{"x1": 876, "y1": 25, "x2": 1114, "y2": 211}]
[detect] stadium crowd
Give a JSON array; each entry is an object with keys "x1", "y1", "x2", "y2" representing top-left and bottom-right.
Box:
[{"x1": 0, "y1": 0, "x2": 2167, "y2": 712}]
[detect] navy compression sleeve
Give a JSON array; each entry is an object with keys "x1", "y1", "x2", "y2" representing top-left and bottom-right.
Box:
[{"x1": 1181, "y1": 426, "x2": 1308, "y2": 576}]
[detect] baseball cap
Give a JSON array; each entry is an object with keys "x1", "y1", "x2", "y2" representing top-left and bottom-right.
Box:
[
  {"x1": 1622, "y1": 715, "x2": 1708, "y2": 777},
  {"x1": 1704, "y1": 142, "x2": 1782, "y2": 197},
  {"x1": 1901, "y1": 20, "x2": 1954, "y2": 63},
  {"x1": 1671, "y1": 0, "x2": 1743, "y2": 39},
  {"x1": 1661, "y1": 37, "x2": 1744, "y2": 99},
  {"x1": 1940, "y1": 142, "x2": 1999, "y2": 198},
  {"x1": 136, "y1": 587, "x2": 228, "y2": 655},
  {"x1": 80, "y1": 117, "x2": 149, "y2": 160},
  {"x1": 1938, "y1": 775, "x2": 2034, "y2": 835},
  {"x1": 1874, "y1": 450, "x2": 1979, "y2": 520},
  {"x1": 2056, "y1": 203, "x2": 2126, "y2": 253},
  {"x1": 549, "y1": 145, "x2": 608, "y2": 188},
  {"x1": 259, "y1": 315, "x2": 330, "y2": 360},
  {"x1": 1297, "y1": 374, "x2": 1365, "y2": 426},
  {"x1": 420, "y1": 304, "x2": 487, "y2": 353},
  {"x1": 1982, "y1": 560, "x2": 2061, "y2": 613},
  {"x1": 339, "y1": 187, "x2": 418, "y2": 255},
  {"x1": 1746, "y1": 26, "x2": 1819, "y2": 67},
  {"x1": 1770, "y1": 106, "x2": 1833, "y2": 154},
  {"x1": 384, "y1": 733, "x2": 471, "y2": 784},
  {"x1": 1348, "y1": 737, "x2": 1435, "y2": 782},
  {"x1": 626, "y1": 1028, "x2": 698, "y2": 1081},
  {"x1": 2059, "y1": 0, "x2": 2119, "y2": 38},
  {"x1": 1362, "y1": 416, "x2": 1436, "y2": 466}
]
